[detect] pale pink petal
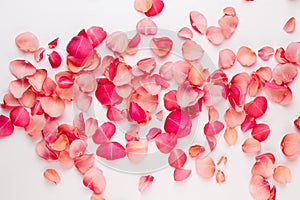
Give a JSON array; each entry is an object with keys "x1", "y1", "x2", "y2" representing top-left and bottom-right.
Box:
[
  {"x1": 15, "y1": 32, "x2": 39, "y2": 52},
  {"x1": 9, "y1": 106, "x2": 30, "y2": 127},
  {"x1": 206, "y1": 26, "x2": 224, "y2": 46},
  {"x1": 26, "y1": 115, "x2": 45, "y2": 137},
  {"x1": 279, "y1": 86, "x2": 293, "y2": 106},
  {"x1": 237, "y1": 46, "x2": 257, "y2": 67},
  {"x1": 249, "y1": 175, "x2": 271, "y2": 200},
  {"x1": 248, "y1": 75, "x2": 260, "y2": 97},
  {"x1": 126, "y1": 141, "x2": 148, "y2": 163},
  {"x1": 273, "y1": 165, "x2": 291, "y2": 184},
  {"x1": 150, "y1": 37, "x2": 173, "y2": 57},
  {"x1": 138, "y1": 175, "x2": 154, "y2": 192},
  {"x1": 182, "y1": 40, "x2": 204, "y2": 61},
  {"x1": 49, "y1": 134, "x2": 69, "y2": 151},
  {"x1": 155, "y1": 133, "x2": 177, "y2": 154},
  {"x1": 224, "y1": 107, "x2": 246, "y2": 128},
  {"x1": 125, "y1": 125, "x2": 140, "y2": 142},
  {"x1": 66, "y1": 35, "x2": 93, "y2": 58},
  {"x1": 55, "y1": 86, "x2": 76, "y2": 101},
  {"x1": 203, "y1": 84, "x2": 224, "y2": 107},
  {"x1": 9, "y1": 60, "x2": 36, "y2": 79},
  {"x1": 145, "y1": 0, "x2": 164, "y2": 17},
  {"x1": 83, "y1": 168, "x2": 106, "y2": 194},
  {"x1": 85, "y1": 117, "x2": 98, "y2": 137},
  {"x1": 273, "y1": 63, "x2": 298, "y2": 84},
  {"x1": 19, "y1": 89, "x2": 36, "y2": 108},
  {"x1": 87, "y1": 26, "x2": 107, "y2": 48},
  {"x1": 74, "y1": 154, "x2": 95, "y2": 174},
  {"x1": 178, "y1": 27, "x2": 193, "y2": 39},
  {"x1": 218, "y1": 49, "x2": 236, "y2": 69},
  {"x1": 44, "y1": 169, "x2": 61, "y2": 184},
  {"x1": 40, "y1": 96, "x2": 65, "y2": 118},
  {"x1": 96, "y1": 142, "x2": 126, "y2": 160},
  {"x1": 9, "y1": 79, "x2": 30, "y2": 99},
  {"x1": 106, "y1": 106, "x2": 126, "y2": 121},
  {"x1": 58, "y1": 151, "x2": 74, "y2": 168},
  {"x1": 159, "y1": 61, "x2": 173, "y2": 80},
  {"x1": 285, "y1": 42, "x2": 300, "y2": 65},
  {"x1": 137, "y1": 57, "x2": 156, "y2": 74},
  {"x1": 54, "y1": 71, "x2": 74, "y2": 89},
  {"x1": 134, "y1": 0, "x2": 152, "y2": 13},
  {"x1": 35, "y1": 140, "x2": 58, "y2": 160},
  {"x1": 168, "y1": 149, "x2": 187, "y2": 169},
  {"x1": 95, "y1": 79, "x2": 123, "y2": 106},
  {"x1": 106, "y1": 31, "x2": 128, "y2": 54},
  {"x1": 204, "y1": 121, "x2": 224, "y2": 136},
  {"x1": 82, "y1": 51, "x2": 101, "y2": 71},
  {"x1": 136, "y1": 18, "x2": 158, "y2": 36},
  {"x1": 48, "y1": 51, "x2": 62, "y2": 68},
  {"x1": 223, "y1": 7, "x2": 236, "y2": 16},
  {"x1": 280, "y1": 133, "x2": 300, "y2": 158},
  {"x1": 244, "y1": 96, "x2": 267, "y2": 119},
  {"x1": 177, "y1": 81, "x2": 202, "y2": 107},
  {"x1": 275, "y1": 47, "x2": 288, "y2": 64},
  {"x1": 251, "y1": 156, "x2": 274, "y2": 178},
  {"x1": 48, "y1": 37, "x2": 59, "y2": 48},
  {"x1": 76, "y1": 73, "x2": 97, "y2": 92},
  {"x1": 164, "y1": 109, "x2": 192, "y2": 138},
  {"x1": 263, "y1": 82, "x2": 289, "y2": 104},
  {"x1": 146, "y1": 127, "x2": 162, "y2": 140},
  {"x1": 76, "y1": 92, "x2": 92, "y2": 112},
  {"x1": 174, "y1": 168, "x2": 192, "y2": 181},
  {"x1": 27, "y1": 69, "x2": 47, "y2": 92},
  {"x1": 0, "y1": 115, "x2": 14, "y2": 137},
  {"x1": 115, "y1": 85, "x2": 133, "y2": 99},
  {"x1": 207, "y1": 136, "x2": 217, "y2": 151},
  {"x1": 195, "y1": 156, "x2": 216, "y2": 179},
  {"x1": 256, "y1": 153, "x2": 276, "y2": 164},
  {"x1": 90, "y1": 194, "x2": 105, "y2": 200},
  {"x1": 224, "y1": 127, "x2": 238, "y2": 146},
  {"x1": 190, "y1": 11, "x2": 207, "y2": 34},
  {"x1": 92, "y1": 122, "x2": 116, "y2": 144},
  {"x1": 2, "y1": 93, "x2": 21, "y2": 108},
  {"x1": 172, "y1": 61, "x2": 191, "y2": 84},
  {"x1": 42, "y1": 77, "x2": 57, "y2": 96},
  {"x1": 283, "y1": 17, "x2": 296, "y2": 33},
  {"x1": 216, "y1": 170, "x2": 226, "y2": 184},
  {"x1": 69, "y1": 139, "x2": 87, "y2": 158},
  {"x1": 218, "y1": 15, "x2": 239, "y2": 39},
  {"x1": 128, "y1": 33, "x2": 141, "y2": 48},
  {"x1": 188, "y1": 145, "x2": 204, "y2": 158},
  {"x1": 258, "y1": 46, "x2": 274, "y2": 61},
  {"x1": 155, "y1": 110, "x2": 163, "y2": 121},
  {"x1": 251, "y1": 123, "x2": 270, "y2": 142},
  {"x1": 241, "y1": 115, "x2": 256, "y2": 132},
  {"x1": 242, "y1": 138, "x2": 261, "y2": 154}
]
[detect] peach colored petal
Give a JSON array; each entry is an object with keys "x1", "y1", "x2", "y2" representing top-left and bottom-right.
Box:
[
  {"x1": 9, "y1": 79, "x2": 30, "y2": 99},
  {"x1": 69, "y1": 139, "x2": 87, "y2": 158},
  {"x1": 223, "y1": 7, "x2": 236, "y2": 16},
  {"x1": 49, "y1": 134, "x2": 69, "y2": 151},
  {"x1": 96, "y1": 142, "x2": 126, "y2": 160},
  {"x1": 237, "y1": 46, "x2": 257, "y2": 67},
  {"x1": 174, "y1": 168, "x2": 192, "y2": 182},
  {"x1": 106, "y1": 31, "x2": 129, "y2": 54},
  {"x1": 42, "y1": 77, "x2": 57, "y2": 96},
  {"x1": 224, "y1": 127, "x2": 238, "y2": 146},
  {"x1": 256, "y1": 153, "x2": 276, "y2": 165},
  {"x1": 9, "y1": 60, "x2": 36, "y2": 79},
  {"x1": 126, "y1": 141, "x2": 148, "y2": 163},
  {"x1": 206, "y1": 26, "x2": 224, "y2": 46},
  {"x1": 27, "y1": 69, "x2": 47, "y2": 92},
  {"x1": 177, "y1": 81, "x2": 202, "y2": 107},
  {"x1": 273, "y1": 165, "x2": 291, "y2": 184},
  {"x1": 283, "y1": 17, "x2": 296, "y2": 33},
  {"x1": 134, "y1": 0, "x2": 152, "y2": 13},
  {"x1": 168, "y1": 149, "x2": 187, "y2": 169},
  {"x1": 138, "y1": 175, "x2": 154, "y2": 192},
  {"x1": 144, "y1": 0, "x2": 164, "y2": 17},
  {"x1": 190, "y1": 11, "x2": 207, "y2": 34},
  {"x1": 258, "y1": 46, "x2": 274, "y2": 61},
  {"x1": 172, "y1": 60, "x2": 191, "y2": 84},
  {"x1": 136, "y1": 18, "x2": 158, "y2": 36},
  {"x1": 218, "y1": 48, "x2": 236, "y2": 69},
  {"x1": 48, "y1": 51, "x2": 62, "y2": 68},
  {"x1": 285, "y1": 42, "x2": 300, "y2": 65},
  {"x1": 263, "y1": 82, "x2": 289, "y2": 104},
  {"x1": 0, "y1": 115, "x2": 14, "y2": 137},
  {"x1": 76, "y1": 73, "x2": 97, "y2": 92},
  {"x1": 9, "y1": 106, "x2": 30, "y2": 127},
  {"x1": 182, "y1": 40, "x2": 204, "y2": 61},
  {"x1": 273, "y1": 63, "x2": 298, "y2": 84},
  {"x1": 58, "y1": 151, "x2": 74, "y2": 168},
  {"x1": 188, "y1": 144, "x2": 205, "y2": 158},
  {"x1": 224, "y1": 107, "x2": 246, "y2": 128},
  {"x1": 44, "y1": 169, "x2": 61, "y2": 184},
  {"x1": 242, "y1": 138, "x2": 261, "y2": 154},
  {"x1": 188, "y1": 65, "x2": 206, "y2": 87},
  {"x1": 2, "y1": 93, "x2": 21, "y2": 108},
  {"x1": 178, "y1": 27, "x2": 193, "y2": 39},
  {"x1": 34, "y1": 47, "x2": 45, "y2": 62},
  {"x1": 40, "y1": 96, "x2": 65, "y2": 118},
  {"x1": 256, "y1": 67, "x2": 273, "y2": 83},
  {"x1": 25, "y1": 115, "x2": 45, "y2": 137},
  {"x1": 248, "y1": 75, "x2": 260, "y2": 97},
  {"x1": 74, "y1": 154, "x2": 95, "y2": 174},
  {"x1": 90, "y1": 194, "x2": 106, "y2": 200},
  {"x1": 218, "y1": 15, "x2": 239, "y2": 39},
  {"x1": 280, "y1": 133, "x2": 300, "y2": 158},
  {"x1": 195, "y1": 156, "x2": 216, "y2": 179},
  {"x1": 150, "y1": 37, "x2": 173, "y2": 57},
  {"x1": 82, "y1": 51, "x2": 101, "y2": 71},
  {"x1": 19, "y1": 89, "x2": 36, "y2": 108},
  {"x1": 251, "y1": 156, "x2": 274, "y2": 178},
  {"x1": 249, "y1": 175, "x2": 271, "y2": 200},
  {"x1": 83, "y1": 168, "x2": 106, "y2": 194},
  {"x1": 216, "y1": 170, "x2": 226, "y2": 184},
  {"x1": 15, "y1": 32, "x2": 39, "y2": 52},
  {"x1": 208, "y1": 106, "x2": 219, "y2": 123}
]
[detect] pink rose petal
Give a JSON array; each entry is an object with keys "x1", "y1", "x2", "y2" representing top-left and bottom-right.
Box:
[
  {"x1": 106, "y1": 31, "x2": 129, "y2": 54},
  {"x1": 150, "y1": 37, "x2": 173, "y2": 57},
  {"x1": 195, "y1": 156, "x2": 216, "y2": 179},
  {"x1": 126, "y1": 141, "x2": 148, "y2": 163},
  {"x1": 244, "y1": 96, "x2": 267, "y2": 119},
  {"x1": 283, "y1": 17, "x2": 296, "y2": 33},
  {"x1": 249, "y1": 175, "x2": 271, "y2": 200},
  {"x1": 92, "y1": 122, "x2": 116, "y2": 144},
  {"x1": 83, "y1": 168, "x2": 106, "y2": 195},
  {"x1": 96, "y1": 142, "x2": 126, "y2": 160},
  {"x1": 95, "y1": 79, "x2": 123, "y2": 106},
  {"x1": 136, "y1": 18, "x2": 158, "y2": 36},
  {"x1": 44, "y1": 169, "x2": 61, "y2": 184},
  {"x1": 69, "y1": 139, "x2": 87, "y2": 158},
  {"x1": 251, "y1": 156, "x2": 274, "y2": 178},
  {"x1": 0, "y1": 115, "x2": 14, "y2": 137},
  {"x1": 146, "y1": 127, "x2": 162, "y2": 140},
  {"x1": 27, "y1": 69, "x2": 47, "y2": 92},
  {"x1": 164, "y1": 109, "x2": 192, "y2": 138},
  {"x1": 9, "y1": 60, "x2": 36, "y2": 79},
  {"x1": 9, "y1": 79, "x2": 30, "y2": 99},
  {"x1": 58, "y1": 151, "x2": 74, "y2": 168},
  {"x1": 273, "y1": 63, "x2": 298, "y2": 84},
  {"x1": 86, "y1": 26, "x2": 107, "y2": 48},
  {"x1": 285, "y1": 42, "x2": 300, "y2": 65},
  {"x1": 204, "y1": 121, "x2": 224, "y2": 136},
  {"x1": 190, "y1": 11, "x2": 207, "y2": 34},
  {"x1": 224, "y1": 107, "x2": 246, "y2": 128},
  {"x1": 138, "y1": 175, "x2": 154, "y2": 192},
  {"x1": 218, "y1": 49, "x2": 236, "y2": 69},
  {"x1": 182, "y1": 40, "x2": 204, "y2": 61},
  {"x1": 258, "y1": 46, "x2": 274, "y2": 61},
  {"x1": 178, "y1": 27, "x2": 193, "y2": 39},
  {"x1": 155, "y1": 132, "x2": 177, "y2": 154},
  {"x1": 251, "y1": 123, "x2": 270, "y2": 142},
  {"x1": 40, "y1": 96, "x2": 65, "y2": 118},
  {"x1": 9, "y1": 106, "x2": 30, "y2": 127},
  {"x1": 218, "y1": 15, "x2": 239, "y2": 39},
  {"x1": 15, "y1": 32, "x2": 39, "y2": 52},
  {"x1": 144, "y1": 0, "x2": 164, "y2": 17},
  {"x1": 67, "y1": 35, "x2": 93, "y2": 58},
  {"x1": 224, "y1": 127, "x2": 238, "y2": 146},
  {"x1": 275, "y1": 47, "x2": 288, "y2": 64},
  {"x1": 35, "y1": 140, "x2": 58, "y2": 160},
  {"x1": 280, "y1": 133, "x2": 300, "y2": 158},
  {"x1": 174, "y1": 168, "x2": 192, "y2": 182},
  {"x1": 237, "y1": 46, "x2": 257, "y2": 67},
  {"x1": 74, "y1": 154, "x2": 95, "y2": 174},
  {"x1": 242, "y1": 138, "x2": 261, "y2": 154},
  {"x1": 206, "y1": 26, "x2": 224, "y2": 46},
  {"x1": 168, "y1": 149, "x2": 187, "y2": 169}
]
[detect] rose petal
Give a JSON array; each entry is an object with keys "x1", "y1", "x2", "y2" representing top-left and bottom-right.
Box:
[
  {"x1": 136, "y1": 18, "x2": 158, "y2": 36},
  {"x1": 244, "y1": 96, "x2": 268, "y2": 119},
  {"x1": 172, "y1": 60, "x2": 191, "y2": 84},
  {"x1": 9, "y1": 106, "x2": 30, "y2": 127},
  {"x1": 174, "y1": 168, "x2": 192, "y2": 182},
  {"x1": 216, "y1": 170, "x2": 226, "y2": 184},
  {"x1": 15, "y1": 32, "x2": 39, "y2": 52},
  {"x1": 58, "y1": 151, "x2": 74, "y2": 168},
  {"x1": 74, "y1": 154, "x2": 95, "y2": 174},
  {"x1": 9, "y1": 79, "x2": 30, "y2": 99},
  {"x1": 96, "y1": 142, "x2": 126, "y2": 160},
  {"x1": 34, "y1": 47, "x2": 45, "y2": 62},
  {"x1": 195, "y1": 156, "x2": 216, "y2": 179},
  {"x1": 177, "y1": 81, "x2": 202, "y2": 107},
  {"x1": 273, "y1": 63, "x2": 298, "y2": 84},
  {"x1": 40, "y1": 96, "x2": 65, "y2": 118},
  {"x1": 90, "y1": 195, "x2": 105, "y2": 200},
  {"x1": 19, "y1": 89, "x2": 36, "y2": 108},
  {"x1": 218, "y1": 15, "x2": 239, "y2": 39},
  {"x1": 224, "y1": 107, "x2": 246, "y2": 128},
  {"x1": 35, "y1": 140, "x2": 58, "y2": 160},
  {"x1": 27, "y1": 69, "x2": 47, "y2": 92},
  {"x1": 92, "y1": 122, "x2": 116, "y2": 144},
  {"x1": 164, "y1": 109, "x2": 192, "y2": 138},
  {"x1": 9, "y1": 60, "x2": 37, "y2": 79},
  {"x1": 188, "y1": 145, "x2": 205, "y2": 158},
  {"x1": 182, "y1": 40, "x2": 204, "y2": 61},
  {"x1": 178, "y1": 27, "x2": 193, "y2": 39},
  {"x1": 106, "y1": 31, "x2": 128, "y2": 54},
  {"x1": 168, "y1": 149, "x2": 187, "y2": 169},
  {"x1": 273, "y1": 165, "x2": 291, "y2": 184},
  {"x1": 86, "y1": 26, "x2": 107, "y2": 48},
  {"x1": 283, "y1": 17, "x2": 296, "y2": 33},
  {"x1": 136, "y1": 57, "x2": 156, "y2": 74},
  {"x1": 146, "y1": 127, "x2": 162, "y2": 140},
  {"x1": 66, "y1": 35, "x2": 93, "y2": 58},
  {"x1": 44, "y1": 169, "x2": 61, "y2": 184},
  {"x1": 150, "y1": 37, "x2": 173, "y2": 57},
  {"x1": 134, "y1": 0, "x2": 152, "y2": 13},
  {"x1": 275, "y1": 47, "x2": 288, "y2": 64},
  {"x1": 49, "y1": 134, "x2": 69, "y2": 151},
  {"x1": 129, "y1": 102, "x2": 148, "y2": 124},
  {"x1": 263, "y1": 82, "x2": 289, "y2": 104},
  {"x1": 206, "y1": 26, "x2": 224, "y2": 46},
  {"x1": 218, "y1": 49, "x2": 236, "y2": 69},
  {"x1": 258, "y1": 46, "x2": 274, "y2": 61},
  {"x1": 138, "y1": 175, "x2": 154, "y2": 192},
  {"x1": 95, "y1": 79, "x2": 123, "y2": 106},
  {"x1": 241, "y1": 115, "x2": 256, "y2": 132},
  {"x1": 83, "y1": 168, "x2": 106, "y2": 194},
  {"x1": 285, "y1": 42, "x2": 300, "y2": 65},
  {"x1": 0, "y1": 115, "x2": 14, "y2": 137},
  {"x1": 48, "y1": 51, "x2": 62, "y2": 68},
  {"x1": 76, "y1": 73, "x2": 97, "y2": 93},
  {"x1": 251, "y1": 156, "x2": 274, "y2": 178},
  {"x1": 237, "y1": 46, "x2": 257, "y2": 67},
  {"x1": 224, "y1": 127, "x2": 238, "y2": 146},
  {"x1": 223, "y1": 7, "x2": 236, "y2": 16},
  {"x1": 126, "y1": 141, "x2": 148, "y2": 163},
  {"x1": 204, "y1": 121, "x2": 224, "y2": 136},
  {"x1": 25, "y1": 115, "x2": 45, "y2": 138},
  {"x1": 144, "y1": 0, "x2": 164, "y2": 17},
  {"x1": 48, "y1": 37, "x2": 59, "y2": 48},
  {"x1": 155, "y1": 132, "x2": 177, "y2": 153},
  {"x1": 55, "y1": 71, "x2": 74, "y2": 89},
  {"x1": 249, "y1": 175, "x2": 271, "y2": 200},
  {"x1": 280, "y1": 133, "x2": 300, "y2": 158},
  {"x1": 251, "y1": 123, "x2": 270, "y2": 142},
  {"x1": 190, "y1": 11, "x2": 207, "y2": 34},
  {"x1": 242, "y1": 138, "x2": 261, "y2": 154}
]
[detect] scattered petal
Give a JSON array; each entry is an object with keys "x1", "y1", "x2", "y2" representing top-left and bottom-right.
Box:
[
  {"x1": 280, "y1": 133, "x2": 300, "y2": 158},
  {"x1": 25, "y1": 115, "x2": 45, "y2": 138},
  {"x1": 15, "y1": 32, "x2": 39, "y2": 52},
  {"x1": 35, "y1": 140, "x2": 58, "y2": 160},
  {"x1": 224, "y1": 107, "x2": 246, "y2": 128},
  {"x1": 9, "y1": 106, "x2": 30, "y2": 127},
  {"x1": 27, "y1": 69, "x2": 47, "y2": 92},
  {"x1": 106, "y1": 31, "x2": 129, "y2": 54},
  {"x1": 182, "y1": 40, "x2": 204, "y2": 61},
  {"x1": 136, "y1": 18, "x2": 158, "y2": 36},
  {"x1": 164, "y1": 109, "x2": 192, "y2": 138},
  {"x1": 273, "y1": 63, "x2": 298, "y2": 84},
  {"x1": 150, "y1": 37, "x2": 173, "y2": 57},
  {"x1": 9, "y1": 60, "x2": 36, "y2": 79},
  {"x1": 9, "y1": 79, "x2": 30, "y2": 99},
  {"x1": 216, "y1": 170, "x2": 226, "y2": 184},
  {"x1": 69, "y1": 139, "x2": 87, "y2": 158},
  {"x1": 134, "y1": 0, "x2": 152, "y2": 13},
  {"x1": 168, "y1": 149, "x2": 187, "y2": 169},
  {"x1": 40, "y1": 96, "x2": 65, "y2": 118},
  {"x1": 95, "y1": 79, "x2": 123, "y2": 106},
  {"x1": 48, "y1": 51, "x2": 62, "y2": 68},
  {"x1": 92, "y1": 122, "x2": 116, "y2": 144},
  {"x1": 178, "y1": 27, "x2": 193, "y2": 39},
  {"x1": 258, "y1": 46, "x2": 274, "y2": 61},
  {"x1": 138, "y1": 175, "x2": 154, "y2": 192},
  {"x1": 283, "y1": 17, "x2": 296, "y2": 33},
  {"x1": 285, "y1": 42, "x2": 300, "y2": 65},
  {"x1": 48, "y1": 37, "x2": 59, "y2": 48},
  {"x1": 96, "y1": 142, "x2": 126, "y2": 160},
  {"x1": 58, "y1": 151, "x2": 74, "y2": 168},
  {"x1": 224, "y1": 127, "x2": 238, "y2": 146},
  {"x1": 242, "y1": 138, "x2": 261, "y2": 154},
  {"x1": 218, "y1": 49, "x2": 236, "y2": 69},
  {"x1": 67, "y1": 35, "x2": 93, "y2": 59},
  {"x1": 87, "y1": 26, "x2": 107, "y2": 48},
  {"x1": 204, "y1": 121, "x2": 224, "y2": 136},
  {"x1": 83, "y1": 168, "x2": 106, "y2": 194},
  {"x1": 251, "y1": 123, "x2": 270, "y2": 142},
  {"x1": 249, "y1": 175, "x2": 271, "y2": 200},
  {"x1": 74, "y1": 154, "x2": 95, "y2": 174},
  {"x1": 241, "y1": 115, "x2": 256, "y2": 132},
  {"x1": 155, "y1": 133, "x2": 177, "y2": 154},
  {"x1": 244, "y1": 96, "x2": 268, "y2": 119},
  {"x1": 218, "y1": 15, "x2": 239, "y2": 39},
  {"x1": 190, "y1": 11, "x2": 207, "y2": 34},
  {"x1": 195, "y1": 156, "x2": 216, "y2": 179},
  {"x1": 273, "y1": 165, "x2": 291, "y2": 184},
  {"x1": 174, "y1": 168, "x2": 192, "y2": 182},
  {"x1": 206, "y1": 26, "x2": 224, "y2": 46},
  {"x1": 44, "y1": 169, "x2": 61, "y2": 184},
  {"x1": 145, "y1": 0, "x2": 164, "y2": 17},
  {"x1": 0, "y1": 115, "x2": 14, "y2": 137},
  {"x1": 146, "y1": 127, "x2": 162, "y2": 140},
  {"x1": 252, "y1": 156, "x2": 274, "y2": 178},
  {"x1": 126, "y1": 141, "x2": 148, "y2": 163},
  {"x1": 237, "y1": 46, "x2": 257, "y2": 67},
  {"x1": 188, "y1": 145, "x2": 205, "y2": 158}
]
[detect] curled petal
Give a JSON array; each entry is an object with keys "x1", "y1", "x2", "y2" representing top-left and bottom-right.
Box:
[
  {"x1": 48, "y1": 51, "x2": 62, "y2": 68},
  {"x1": 178, "y1": 27, "x2": 193, "y2": 39},
  {"x1": 55, "y1": 71, "x2": 74, "y2": 89},
  {"x1": 164, "y1": 109, "x2": 192, "y2": 138},
  {"x1": 83, "y1": 168, "x2": 106, "y2": 195},
  {"x1": 256, "y1": 67, "x2": 272, "y2": 83},
  {"x1": 216, "y1": 170, "x2": 226, "y2": 184},
  {"x1": 92, "y1": 122, "x2": 116, "y2": 144},
  {"x1": 69, "y1": 139, "x2": 87, "y2": 158},
  {"x1": 136, "y1": 18, "x2": 157, "y2": 36},
  {"x1": 242, "y1": 138, "x2": 261, "y2": 154},
  {"x1": 150, "y1": 37, "x2": 173, "y2": 57},
  {"x1": 138, "y1": 175, "x2": 154, "y2": 192},
  {"x1": 206, "y1": 26, "x2": 224, "y2": 46},
  {"x1": 223, "y1": 7, "x2": 236, "y2": 16},
  {"x1": 134, "y1": 0, "x2": 152, "y2": 13},
  {"x1": 285, "y1": 42, "x2": 300, "y2": 65},
  {"x1": 9, "y1": 60, "x2": 36, "y2": 79},
  {"x1": 190, "y1": 11, "x2": 207, "y2": 34},
  {"x1": 44, "y1": 169, "x2": 61, "y2": 184},
  {"x1": 49, "y1": 134, "x2": 69, "y2": 152},
  {"x1": 35, "y1": 140, "x2": 58, "y2": 160},
  {"x1": 40, "y1": 96, "x2": 65, "y2": 118},
  {"x1": 96, "y1": 142, "x2": 126, "y2": 160},
  {"x1": 106, "y1": 31, "x2": 128, "y2": 54},
  {"x1": 0, "y1": 115, "x2": 14, "y2": 137},
  {"x1": 9, "y1": 106, "x2": 30, "y2": 127},
  {"x1": 195, "y1": 156, "x2": 216, "y2": 179},
  {"x1": 34, "y1": 47, "x2": 45, "y2": 62},
  {"x1": 145, "y1": 0, "x2": 164, "y2": 17},
  {"x1": 280, "y1": 133, "x2": 300, "y2": 158},
  {"x1": 188, "y1": 145, "x2": 205, "y2": 158},
  {"x1": 174, "y1": 168, "x2": 192, "y2": 182},
  {"x1": 273, "y1": 165, "x2": 291, "y2": 184},
  {"x1": 224, "y1": 127, "x2": 238, "y2": 146},
  {"x1": 15, "y1": 32, "x2": 39, "y2": 52},
  {"x1": 146, "y1": 127, "x2": 162, "y2": 140},
  {"x1": 283, "y1": 17, "x2": 296, "y2": 33},
  {"x1": 27, "y1": 69, "x2": 47, "y2": 92},
  {"x1": 168, "y1": 149, "x2": 187, "y2": 169},
  {"x1": 275, "y1": 47, "x2": 288, "y2": 64},
  {"x1": 155, "y1": 133, "x2": 177, "y2": 154},
  {"x1": 48, "y1": 37, "x2": 59, "y2": 48},
  {"x1": 258, "y1": 46, "x2": 274, "y2": 61},
  {"x1": 182, "y1": 40, "x2": 204, "y2": 61},
  {"x1": 126, "y1": 141, "x2": 148, "y2": 163},
  {"x1": 237, "y1": 46, "x2": 257, "y2": 67},
  {"x1": 249, "y1": 175, "x2": 271, "y2": 200},
  {"x1": 218, "y1": 49, "x2": 236, "y2": 69},
  {"x1": 86, "y1": 26, "x2": 107, "y2": 48}
]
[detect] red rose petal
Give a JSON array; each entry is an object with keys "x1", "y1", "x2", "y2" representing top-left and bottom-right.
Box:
[
  {"x1": 163, "y1": 90, "x2": 180, "y2": 111},
  {"x1": 258, "y1": 46, "x2": 274, "y2": 61},
  {"x1": 92, "y1": 122, "x2": 116, "y2": 144},
  {"x1": 182, "y1": 40, "x2": 204, "y2": 61},
  {"x1": 83, "y1": 168, "x2": 106, "y2": 195},
  {"x1": 9, "y1": 106, "x2": 30, "y2": 127},
  {"x1": 15, "y1": 32, "x2": 39, "y2": 52},
  {"x1": 168, "y1": 149, "x2": 187, "y2": 169},
  {"x1": 164, "y1": 109, "x2": 192, "y2": 138},
  {"x1": 48, "y1": 37, "x2": 59, "y2": 49},
  {"x1": 189, "y1": 11, "x2": 207, "y2": 34},
  {"x1": 206, "y1": 26, "x2": 225, "y2": 46},
  {"x1": 150, "y1": 37, "x2": 173, "y2": 57},
  {"x1": 244, "y1": 96, "x2": 268, "y2": 119},
  {"x1": 155, "y1": 132, "x2": 177, "y2": 154},
  {"x1": 95, "y1": 79, "x2": 123, "y2": 106},
  {"x1": 44, "y1": 169, "x2": 61, "y2": 184},
  {"x1": 174, "y1": 168, "x2": 192, "y2": 182},
  {"x1": 218, "y1": 48, "x2": 236, "y2": 69},
  {"x1": 241, "y1": 115, "x2": 256, "y2": 132},
  {"x1": 138, "y1": 175, "x2": 154, "y2": 192},
  {"x1": 48, "y1": 51, "x2": 62, "y2": 68},
  {"x1": 9, "y1": 60, "x2": 36, "y2": 79},
  {"x1": 0, "y1": 115, "x2": 14, "y2": 137},
  {"x1": 145, "y1": 0, "x2": 164, "y2": 17},
  {"x1": 67, "y1": 35, "x2": 93, "y2": 58},
  {"x1": 96, "y1": 142, "x2": 126, "y2": 160},
  {"x1": 136, "y1": 18, "x2": 158, "y2": 36},
  {"x1": 195, "y1": 156, "x2": 216, "y2": 179},
  {"x1": 251, "y1": 123, "x2": 270, "y2": 142},
  {"x1": 237, "y1": 46, "x2": 257, "y2": 67},
  {"x1": 283, "y1": 17, "x2": 296, "y2": 33}
]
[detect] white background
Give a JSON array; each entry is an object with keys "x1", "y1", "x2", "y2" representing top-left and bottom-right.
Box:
[{"x1": 1, "y1": 0, "x2": 300, "y2": 199}]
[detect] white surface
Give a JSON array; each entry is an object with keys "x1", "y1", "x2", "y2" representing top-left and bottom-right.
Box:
[{"x1": 1, "y1": 0, "x2": 300, "y2": 199}]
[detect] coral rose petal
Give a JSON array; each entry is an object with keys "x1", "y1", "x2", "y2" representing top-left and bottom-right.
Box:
[
  {"x1": 138, "y1": 175, "x2": 154, "y2": 192},
  {"x1": 237, "y1": 46, "x2": 257, "y2": 67},
  {"x1": 224, "y1": 127, "x2": 238, "y2": 146},
  {"x1": 204, "y1": 121, "x2": 224, "y2": 136},
  {"x1": 283, "y1": 17, "x2": 296, "y2": 33},
  {"x1": 218, "y1": 16, "x2": 239, "y2": 39},
  {"x1": 9, "y1": 60, "x2": 36, "y2": 79},
  {"x1": 15, "y1": 32, "x2": 39, "y2": 52},
  {"x1": 190, "y1": 11, "x2": 207, "y2": 34},
  {"x1": 218, "y1": 49, "x2": 236, "y2": 69},
  {"x1": 206, "y1": 26, "x2": 225, "y2": 46},
  {"x1": 182, "y1": 40, "x2": 204, "y2": 61},
  {"x1": 35, "y1": 140, "x2": 58, "y2": 160},
  {"x1": 44, "y1": 169, "x2": 61, "y2": 184},
  {"x1": 83, "y1": 168, "x2": 106, "y2": 195},
  {"x1": 251, "y1": 156, "x2": 274, "y2": 178},
  {"x1": 126, "y1": 141, "x2": 148, "y2": 163},
  {"x1": 27, "y1": 69, "x2": 47, "y2": 92},
  {"x1": 285, "y1": 42, "x2": 300, "y2": 65},
  {"x1": 195, "y1": 156, "x2": 216, "y2": 179},
  {"x1": 134, "y1": 0, "x2": 152, "y2": 13},
  {"x1": 150, "y1": 37, "x2": 173, "y2": 57},
  {"x1": 58, "y1": 151, "x2": 74, "y2": 168},
  {"x1": 188, "y1": 145, "x2": 205, "y2": 158},
  {"x1": 9, "y1": 79, "x2": 30, "y2": 99},
  {"x1": 273, "y1": 63, "x2": 298, "y2": 84},
  {"x1": 273, "y1": 165, "x2": 291, "y2": 184},
  {"x1": 174, "y1": 168, "x2": 192, "y2": 181},
  {"x1": 224, "y1": 107, "x2": 246, "y2": 128},
  {"x1": 216, "y1": 170, "x2": 226, "y2": 184},
  {"x1": 40, "y1": 96, "x2": 65, "y2": 118},
  {"x1": 69, "y1": 139, "x2": 87, "y2": 158},
  {"x1": 144, "y1": 0, "x2": 164, "y2": 17},
  {"x1": 258, "y1": 46, "x2": 274, "y2": 61},
  {"x1": 249, "y1": 175, "x2": 271, "y2": 200},
  {"x1": 74, "y1": 154, "x2": 95, "y2": 174},
  {"x1": 280, "y1": 133, "x2": 300, "y2": 158},
  {"x1": 242, "y1": 138, "x2": 261, "y2": 154}
]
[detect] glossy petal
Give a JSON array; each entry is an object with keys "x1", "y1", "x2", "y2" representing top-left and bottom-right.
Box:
[
  {"x1": 241, "y1": 115, "x2": 256, "y2": 132},
  {"x1": 95, "y1": 79, "x2": 123, "y2": 106},
  {"x1": 195, "y1": 156, "x2": 216, "y2": 179},
  {"x1": 49, "y1": 134, "x2": 69, "y2": 152},
  {"x1": 27, "y1": 69, "x2": 47, "y2": 92},
  {"x1": 164, "y1": 109, "x2": 192, "y2": 138},
  {"x1": 15, "y1": 32, "x2": 39, "y2": 52},
  {"x1": 144, "y1": 0, "x2": 164, "y2": 17}
]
